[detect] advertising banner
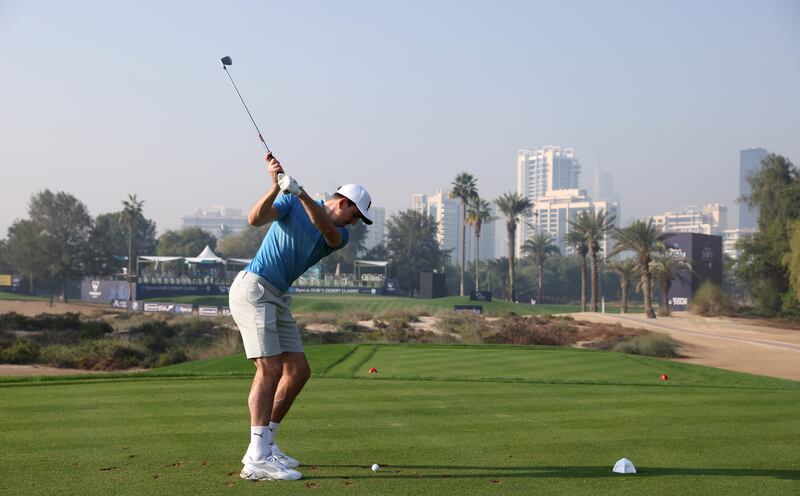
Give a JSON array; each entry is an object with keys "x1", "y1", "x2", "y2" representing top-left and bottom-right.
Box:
[
  {"x1": 454, "y1": 305, "x2": 483, "y2": 314},
  {"x1": 198, "y1": 306, "x2": 219, "y2": 317},
  {"x1": 81, "y1": 279, "x2": 130, "y2": 302},
  {"x1": 288, "y1": 287, "x2": 384, "y2": 295},
  {"x1": 175, "y1": 304, "x2": 193, "y2": 315},
  {"x1": 135, "y1": 284, "x2": 230, "y2": 299},
  {"x1": 663, "y1": 233, "x2": 722, "y2": 310}
]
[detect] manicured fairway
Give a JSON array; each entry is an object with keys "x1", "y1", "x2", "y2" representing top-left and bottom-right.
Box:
[{"x1": 1, "y1": 345, "x2": 798, "y2": 495}]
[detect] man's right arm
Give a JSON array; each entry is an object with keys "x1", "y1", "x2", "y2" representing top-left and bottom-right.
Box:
[{"x1": 247, "y1": 153, "x2": 284, "y2": 226}]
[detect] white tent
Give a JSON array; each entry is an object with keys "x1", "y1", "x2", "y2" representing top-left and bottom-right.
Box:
[{"x1": 185, "y1": 245, "x2": 225, "y2": 264}]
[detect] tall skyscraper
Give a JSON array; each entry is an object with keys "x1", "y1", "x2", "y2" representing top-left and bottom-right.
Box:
[
  {"x1": 362, "y1": 207, "x2": 386, "y2": 251},
  {"x1": 516, "y1": 146, "x2": 581, "y2": 250},
  {"x1": 739, "y1": 147, "x2": 767, "y2": 229},
  {"x1": 529, "y1": 189, "x2": 620, "y2": 256},
  {"x1": 426, "y1": 190, "x2": 462, "y2": 266},
  {"x1": 412, "y1": 190, "x2": 462, "y2": 266},
  {"x1": 411, "y1": 193, "x2": 427, "y2": 215},
  {"x1": 517, "y1": 146, "x2": 581, "y2": 202}
]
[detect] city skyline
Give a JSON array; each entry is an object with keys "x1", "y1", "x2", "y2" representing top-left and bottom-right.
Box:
[{"x1": 1, "y1": 1, "x2": 798, "y2": 238}]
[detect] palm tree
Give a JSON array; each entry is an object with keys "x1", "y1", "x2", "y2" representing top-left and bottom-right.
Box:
[
  {"x1": 650, "y1": 251, "x2": 693, "y2": 316},
  {"x1": 521, "y1": 233, "x2": 560, "y2": 304},
  {"x1": 494, "y1": 192, "x2": 532, "y2": 302},
  {"x1": 611, "y1": 219, "x2": 666, "y2": 319},
  {"x1": 450, "y1": 173, "x2": 478, "y2": 297},
  {"x1": 606, "y1": 257, "x2": 638, "y2": 314},
  {"x1": 566, "y1": 212, "x2": 591, "y2": 312},
  {"x1": 486, "y1": 257, "x2": 509, "y2": 300},
  {"x1": 122, "y1": 194, "x2": 144, "y2": 301},
  {"x1": 464, "y1": 197, "x2": 495, "y2": 292},
  {"x1": 569, "y1": 210, "x2": 615, "y2": 312}
]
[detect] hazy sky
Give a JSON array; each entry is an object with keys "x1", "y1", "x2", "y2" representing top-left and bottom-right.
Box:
[{"x1": 1, "y1": 0, "x2": 798, "y2": 237}]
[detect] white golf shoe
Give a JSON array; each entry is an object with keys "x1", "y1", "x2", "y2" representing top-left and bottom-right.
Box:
[
  {"x1": 240, "y1": 454, "x2": 302, "y2": 481},
  {"x1": 272, "y1": 444, "x2": 300, "y2": 468}
]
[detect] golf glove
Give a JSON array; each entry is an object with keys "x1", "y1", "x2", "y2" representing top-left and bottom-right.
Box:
[{"x1": 277, "y1": 173, "x2": 302, "y2": 196}]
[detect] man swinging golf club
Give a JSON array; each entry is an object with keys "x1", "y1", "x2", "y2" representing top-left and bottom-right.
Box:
[{"x1": 229, "y1": 152, "x2": 373, "y2": 481}]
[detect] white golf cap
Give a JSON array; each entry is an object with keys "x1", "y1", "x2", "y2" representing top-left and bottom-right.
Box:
[{"x1": 336, "y1": 184, "x2": 373, "y2": 225}]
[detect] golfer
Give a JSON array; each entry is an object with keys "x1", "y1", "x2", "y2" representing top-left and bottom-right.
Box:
[{"x1": 229, "y1": 152, "x2": 372, "y2": 481}]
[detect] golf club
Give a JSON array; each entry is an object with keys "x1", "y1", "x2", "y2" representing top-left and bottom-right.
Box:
[{"x1": 220, "y1": 56, "x2": 270, "y2": 152}]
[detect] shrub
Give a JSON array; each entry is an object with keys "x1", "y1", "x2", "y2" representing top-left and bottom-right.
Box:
[
  {"x1": 436, "y1": 312, "x2": 492, "y2": 343},
  {"x1": 612, "y1": 333, "x2": 680, "y2": 358},
  {"x1": 485, "y1": 316, "x2": 573, "y2": 346},
  {"x1": 0, "y1": 339, "x2": 41, "y2": 364},
  {"x1": 40, "y1": 345, "x2": 78, "y2": 368},
  {"x1": 74, "y1": 340, "x2": 149, "y2": 370},
  {"x1": 0, "y1": 312, "x2": 33, "y2": 331},
  {"x1": 690, "y1": 282, "x2": 735, "y2": 316},
  {"x1": 157, "y1": 348, "x2": 189, "y2": 367},
  {"x1": 79, "y1": 320, "x2": 113, "y2": 340}
]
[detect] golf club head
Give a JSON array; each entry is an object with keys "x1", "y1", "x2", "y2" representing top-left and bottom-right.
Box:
[{"x1": 220, "y1": 56, "x2": 233, "y2": 67}]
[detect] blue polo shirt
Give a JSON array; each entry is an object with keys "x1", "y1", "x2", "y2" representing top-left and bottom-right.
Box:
[{"x1": 245, "y1": 194, "x2": 349, "y2": 292}]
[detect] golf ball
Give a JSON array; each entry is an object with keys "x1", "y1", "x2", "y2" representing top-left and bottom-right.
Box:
[{"x1": 371, "y1": 464, "x2": 380, "y2": 472}]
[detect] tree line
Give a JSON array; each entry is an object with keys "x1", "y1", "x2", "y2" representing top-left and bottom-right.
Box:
[{"x1": 3, "y1": 154, "x2": 795, "y2": 315}]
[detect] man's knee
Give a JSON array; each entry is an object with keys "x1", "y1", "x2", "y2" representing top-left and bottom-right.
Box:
[
  {"x1": 283, "y1": 353, "x2": 311, "y2": 383},
  {"x1": 253, "y1": 356, "x2": 284, "y2": 378}
]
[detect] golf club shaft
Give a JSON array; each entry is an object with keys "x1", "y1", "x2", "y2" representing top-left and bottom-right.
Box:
[{"x1": 222, "y1": 66, "x2": 270, "y2": 153}]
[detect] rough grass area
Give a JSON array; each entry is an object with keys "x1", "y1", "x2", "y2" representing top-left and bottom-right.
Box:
[
  {"x1": 0, "y1": 312, "x2": 239, "y2": 370},
  {"x1": 1, "y1": 345, "x2": 798, "y2": 496},
  {"x1": 611, "y1": 333, "x2": 681, "y2": 358},
  {"x1": 690, "y1": 282, "x2": 736, "y2": 316}
]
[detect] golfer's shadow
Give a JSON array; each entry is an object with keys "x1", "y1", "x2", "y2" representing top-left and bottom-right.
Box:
[{"x1": 305, "y1": 464, "x2": 800, "y2": 481}]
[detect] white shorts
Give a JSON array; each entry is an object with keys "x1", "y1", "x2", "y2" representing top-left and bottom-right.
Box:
[{"x1": 228, "y1": 271, "x2": 303, "y2": 358}]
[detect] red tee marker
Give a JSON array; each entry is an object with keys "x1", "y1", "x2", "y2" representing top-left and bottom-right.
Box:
[
  {"x1": 660, "y1": 374, "x2": 669, "y2": 381},
  {"x1": 369, "y1": 368, "x2": 377, "y2": 374}
]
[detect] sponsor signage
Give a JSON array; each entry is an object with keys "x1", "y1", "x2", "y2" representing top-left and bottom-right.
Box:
[
  {"x1": 175, "y1": 304, "x2": 193, "y2": 315},
  {"x1": 142, "y1": 302, "x2": 193, "y2": 314},
  {"x1": 663, "y1": 233, "x2": 722, "y2": 310},
  {"x1": 470, "y1": 291, "x2": 492, "y2": 302},
  {"x1": 198, "y1": 306, "x2": 219, "y2": 317},
  {"x1": 81, "y1": 278, "x2": 130, "y2": 302},
  {"x1": 135, "y1": 284, "x2": 230, "y2": 299},
  {"x1": 0, "y1": 274, "x2": 12, "y2": 287},
  {"x1": 454, "y1": 305, "x2": 483, "y2": 314},
  {"x1": 288, "y1": 287, "x2": 384, "y2": 295},
  {"x1": 220, "y1": 307, "x2": 231, "y2": 316}
]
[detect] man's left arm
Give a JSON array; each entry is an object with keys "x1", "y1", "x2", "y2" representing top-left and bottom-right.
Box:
[{"x1": 296, "y1": 191, "x2": 344, "y2": 248}]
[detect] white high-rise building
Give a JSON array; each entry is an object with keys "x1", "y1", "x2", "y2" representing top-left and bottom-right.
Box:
[
  {"x1": 363, "y1": 207, "x2": 386, "y2": 251},
  {"x1": 529, "y1": 189, "x2": 620, "y2": 257},
  {"x1": 517, "y1": 146, "x2": 581, "y2": 246},
  {"x1": 412, "y1": 190, "x2": 463, "y2": 266},
  {"x1": 426, "y1": 190, "x2": 462, "y2": 266},
  {"x1": 722, "y1": 227, "x2": 756, "y2": 259},
  {"x1": 651, "y1": 204, "x2": 727, "y2": 235},
  {"x1": 411, "y1": 193, "x2": 427, "y2": 215},
  {"x1": 180, "y1": 206, "x2": 248, "y2": 238}
]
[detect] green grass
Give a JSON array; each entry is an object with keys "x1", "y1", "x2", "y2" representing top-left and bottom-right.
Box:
[
  {"x1": 156, "y1": 293, "x2": 643, "y2": 316},
  {"x1": 1, "y1": 344, "x2": 798, "y2": 495},
  {"x1": 0, "y1": 291, "x2": 48, "y2": 301}
]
